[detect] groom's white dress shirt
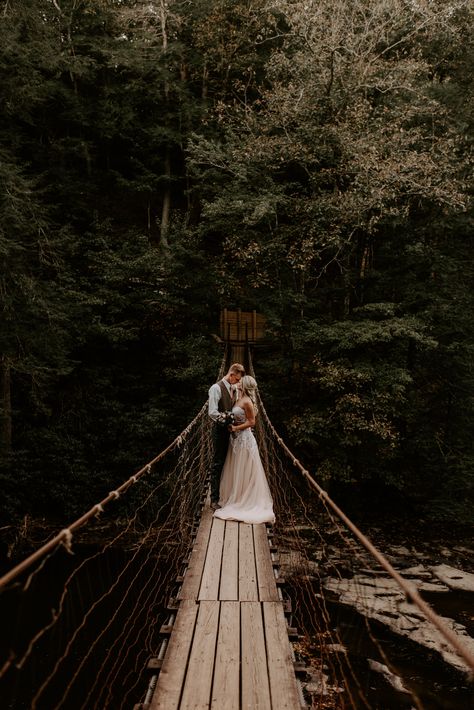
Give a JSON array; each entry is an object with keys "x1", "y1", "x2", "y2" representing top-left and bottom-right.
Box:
[{"x1": 208, "y1": 380, "x2": 233, "y2": 422}]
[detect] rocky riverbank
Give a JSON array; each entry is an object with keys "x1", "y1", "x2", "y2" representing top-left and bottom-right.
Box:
[
  {"x1": 277, "y1": 520, "x2": 474, "y2": 709},
  {"x1": 323, "y1": 565, "x2": 474, "y2": 673}
]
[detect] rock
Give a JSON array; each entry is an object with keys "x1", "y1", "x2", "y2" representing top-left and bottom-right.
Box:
[
  {"x1": 417, "y1": 581, "x2": 451, "y2": 593},
  {"x1": 278, "y1": 549, "x2": 319, "y2": 575},
  {"x1": 304, "y1": 669, "x2": 329, "y2": 695},
  {"x1": 367, "y1": 659, "x2": 411, "y2": 694},
  {"x1": 399, "y1": 565, "x2": 433, "y2": 579},
  {"x1": 390, "y1": 546, "x2": 412, "y2": 556},
  {"x1": 397, "y1": 601, "x2": 427, "y2": 620},
  {"x1": 431, "y1": 565, "x2": 474, "y2": 592},
  {"x1": 293, "y1": 525, "x2": 315, "y2": 533},
  {"x1": 356, "y1": 576, "x2": 402, "y2": 589},
  {"x1": 411, "y1": 551, "x2": 432, "y2": 560},
  {"x1": 359, "y1": 567, "x2": 394, "y2": 576},
  {"x1": 324, "y1": 576, "x2": 403, "y2": 601},
  {"x1": 304, "y1": 668, "x2": 345, "y2": 697},
  {"x1": 452, "y1": 546, "x2": 474, "y2": 555},
  {"x1": 325, "y1": 643, "x2": 347, "y2": 654},
  {"x1": 398, "y1": 618, "x2": 421, "y2": 632},
  {"x1": 323, "y1": 574, "x2": 474, "y2": 673}
]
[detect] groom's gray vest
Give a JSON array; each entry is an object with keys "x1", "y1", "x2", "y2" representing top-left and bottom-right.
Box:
[{"x1": 218, "y1": 380, "x2": 232, "y2": 413}]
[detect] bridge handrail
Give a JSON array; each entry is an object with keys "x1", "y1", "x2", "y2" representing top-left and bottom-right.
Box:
[
  {"x1": 253, "y1": 377, "x2": 474, "y2": 674},
  {"x1": 0, "y1": 403, "x2": 207, "y2": 592}
]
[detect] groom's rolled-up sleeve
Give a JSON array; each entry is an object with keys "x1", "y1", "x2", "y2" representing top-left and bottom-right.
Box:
[{"x1": 208, "y1": 383, "x2": 222, "y2": 421}]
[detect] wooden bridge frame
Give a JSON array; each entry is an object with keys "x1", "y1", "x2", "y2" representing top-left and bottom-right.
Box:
[
  {"x1": 220, "y1": 309, "x2": 266, "y2": 346},
  {"x1": 141, "y1": 504, "x2": 305, "y2": 709},
  {"x1": 219, "y1": 309, "x2": 267, "y2": 372},
  {"x1": 136, "y1": 336, "x2": 304, "y2": 708}
]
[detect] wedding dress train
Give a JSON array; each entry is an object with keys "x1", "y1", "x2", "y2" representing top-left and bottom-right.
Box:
[{"x1": 214, "y1": 406, "x2": 275, "y2": 525}]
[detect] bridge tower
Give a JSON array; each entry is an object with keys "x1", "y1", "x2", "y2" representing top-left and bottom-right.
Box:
[{"x1": 219, "y1": 308, "x2": 266, "y2": 369}]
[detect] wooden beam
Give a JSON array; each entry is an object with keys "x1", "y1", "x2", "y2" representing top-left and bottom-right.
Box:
[
  {"x1": 179, "y1": 506, "x2": 213, "y2": 601},
  {"x1": 199, "y1": 517, "x2": 225, "y2": 600},
  {"x1": 263, "y1": 602, "x2": 302, "y2": 709},
  {"x1": 254, "y1": 524, "x2": 279, "y2": 602},
  {"x1": 219, "y1": 521, "x2": 239, "y2": 600},
  {"x1": 180, "y1": 601, "x2": 220, "y2": 709},
  {"x1": 150, "y1": 513, "x2": 301, "y2": 710},
  {"x1": 149, "y1": 600, "x2": 199, "y2": 710},
  {"x1": 241, "y1": 602, "x2": 272, "y2": 708},
  {"x1": 239, "y1": 523, "x2": 258, "y2": 601},
  {"x1": 211, "y1": 602, "x2": 240, "y2": 709}
]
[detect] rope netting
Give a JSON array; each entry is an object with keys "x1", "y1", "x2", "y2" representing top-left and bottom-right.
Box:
[
  {"x1": 0, "y1": 355, "x2": 228, "y2": 710},
  {"x1": 249, "y1": 353, "x2": 474, "y2": 709},
  {"x1": 1, "y1": 347, "x2": 473, "y2": 709}
]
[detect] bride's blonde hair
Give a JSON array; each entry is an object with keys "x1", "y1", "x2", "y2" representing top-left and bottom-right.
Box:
[{"x1": 241, "y1": 375, "x2": 258, "y2": 415}]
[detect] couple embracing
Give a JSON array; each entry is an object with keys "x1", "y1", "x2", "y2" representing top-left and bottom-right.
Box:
[{"x1": 208, "y1": 363, "x2": 275, "y2": 525}]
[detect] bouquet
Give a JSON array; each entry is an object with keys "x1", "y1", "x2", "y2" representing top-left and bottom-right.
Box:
[{"x1": 217, "y1": 411, "x2": 235, "y2": 428}]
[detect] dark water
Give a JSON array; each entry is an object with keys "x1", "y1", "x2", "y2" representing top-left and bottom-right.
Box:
[
  {"x1": 0, "y1": 544, "x2": 167, "y2": 710},
  {"x1": 306, "y1": 597, "x2": 474, "y2": 710},
  {"x1": 281, "y1": 518, "x2": 474, "y2": 709},
  {"x1": 420, "y1": 589, "x2": 474, "y2": 638}
]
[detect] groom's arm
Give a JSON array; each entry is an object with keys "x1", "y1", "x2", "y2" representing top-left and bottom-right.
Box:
[{"x1": 208, "y1": 383, "x2": 223, "y2": 422}]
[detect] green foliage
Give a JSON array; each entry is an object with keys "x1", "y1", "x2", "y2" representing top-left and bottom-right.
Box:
[
  {"x1": 187, "y1": 0, "x2": 474, "y2": 521},
  {"x1": 0, "y1": 0, "x2": 473, "y2": 526}
]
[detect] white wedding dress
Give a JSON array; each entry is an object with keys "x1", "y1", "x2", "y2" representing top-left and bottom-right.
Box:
[{"x1": 214, "y1": 406, "x2": 275, "y2": 525}]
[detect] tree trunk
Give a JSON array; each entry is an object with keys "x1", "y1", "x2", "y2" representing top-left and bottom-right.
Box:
[
  {"x1": 0, "y1": 356, "x2": 12, "y2": 455},
  {"x1": 358, "y1": 236, "x2": 373, "y2": 305},
  {"x1": 342, "y1": 257, "x2": 352, "y2": 317},
  {"x1": 159, "y1": 0, "x2": 171, "y2": 251},
  {"x1": 202, "y1": 62, "x2": 208, "y2": 100},
  {"x1": 160, "y1": 150, "x2": 171, "y2": 249}
]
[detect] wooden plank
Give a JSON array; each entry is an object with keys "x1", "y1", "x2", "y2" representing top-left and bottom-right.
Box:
[
  {"x1": 179, "y1": 506, "x2": 213, "y2": 601},
  {"x1": 219, "y1": 521, "x2": 239, "y2": 600},
  {"x1": 254, "y1": 524, "x2": 279, "y2": 602},
  {"x1": 199, "y1": 517, "x2": 225, "y2": 600},
  {"x1": 263, "y1": 602, "x2": 302, "y2": 709},
  {"x1": 149, "y1": 600, "x2": 199, "y2": 710},
  {"x1": 180, "y1": 601, "x2": 220, "y2": 709},
  {"x1": 239, "y1": 523, "x2": 258, "y2": 601},
  {"x1": 211, "y1": 602, "x2": 240, "y2": 709},
  {"x1": 241, "y1": 602, "x2": 271, "y2": 709}
]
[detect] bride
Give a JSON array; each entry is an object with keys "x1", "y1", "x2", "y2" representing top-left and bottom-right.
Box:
[{"x1": 214, "y1": 375, "x2": 275, "y2": 525}]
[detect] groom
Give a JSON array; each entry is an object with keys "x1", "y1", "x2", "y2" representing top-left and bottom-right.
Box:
[{"x1": 208, "y1": 363, "x2": 245, "y2": 508}]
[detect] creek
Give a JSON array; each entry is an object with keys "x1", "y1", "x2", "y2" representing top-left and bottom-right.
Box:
[{"x1": 282, "y1": 520, "x2": 474, "y2": 709}]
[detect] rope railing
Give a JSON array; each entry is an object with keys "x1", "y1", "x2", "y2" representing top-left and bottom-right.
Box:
[
  {"x1": 253, "y1": 378, "x2": 474, "y2": 675},
  {"x1": 0, "y1": 384, "x2": 216, "y2": 709},
  {"x1": 0, "y1": 402, "x2": 207, "y2": 593},
  {"x1": 0, "y1": 349, "x2": 224, "y2": 709},
  {"x1": 2, "y1": 342, "x2": 472, "y2": 710}
]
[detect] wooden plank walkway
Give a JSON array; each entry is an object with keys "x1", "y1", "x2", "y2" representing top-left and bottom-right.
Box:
[{"x1": 149, "y1": 506, "x2": 302, "y2": 710}]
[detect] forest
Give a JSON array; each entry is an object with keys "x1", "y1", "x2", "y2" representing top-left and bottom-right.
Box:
[{"x1": 0, "y1": 0, "x2": 473, "y2": 532}]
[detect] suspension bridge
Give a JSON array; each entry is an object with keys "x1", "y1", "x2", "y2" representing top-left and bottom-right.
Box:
[{"x1": 1, "y1": 343, "x2": 474, "y2": 709}]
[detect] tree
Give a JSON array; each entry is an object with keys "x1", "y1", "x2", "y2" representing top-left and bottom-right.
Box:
[
  {"x1": 0, "y1": 0, "x2": 472, "y2": 524},
  {"x1": 186, "y1": 0, "x2": 474, "y2": 518}
]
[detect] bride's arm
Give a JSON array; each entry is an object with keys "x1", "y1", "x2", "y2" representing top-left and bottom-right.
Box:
[{"x1": 230, "y1": 399, "x2": 255, "y2": 432}]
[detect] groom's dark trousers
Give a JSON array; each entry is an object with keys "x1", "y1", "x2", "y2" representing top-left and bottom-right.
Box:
[{"x1": 211, "y1": 425, "x2": 230, "y2": 503}]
